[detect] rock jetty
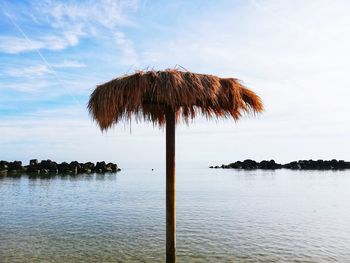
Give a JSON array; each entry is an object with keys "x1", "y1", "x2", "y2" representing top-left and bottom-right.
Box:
[
  {"x1": 0, "y1": 159, "x2": 121, "y2": 176},
  {"x1": 210, "y1": 159, "x2": 350, "y2": 170}
]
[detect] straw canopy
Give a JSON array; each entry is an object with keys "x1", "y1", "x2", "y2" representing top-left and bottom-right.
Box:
[{"x1": 88, "y1": 69, "x2": 263, "y2": 130}]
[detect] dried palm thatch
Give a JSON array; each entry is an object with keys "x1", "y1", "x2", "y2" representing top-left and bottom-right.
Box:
[{"x1": 88, "y1": 69, "x2": 263, "y2": 129}]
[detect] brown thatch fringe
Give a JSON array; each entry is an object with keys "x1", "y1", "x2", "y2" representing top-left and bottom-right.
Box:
[{"x1": 88, "y1": 69, "x2": 263, "y2": 130}]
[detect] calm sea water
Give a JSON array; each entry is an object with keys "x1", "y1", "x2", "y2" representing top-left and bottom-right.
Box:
[{"x1": 1, "y1": 168, "x2": 350, "y2": 262}]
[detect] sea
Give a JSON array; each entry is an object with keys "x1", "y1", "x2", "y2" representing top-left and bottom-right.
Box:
[{"x1": 1, "y1": 167, "x2": 350, "y2": 262}]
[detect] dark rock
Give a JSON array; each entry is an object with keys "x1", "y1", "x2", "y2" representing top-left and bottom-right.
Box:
[
  {"x1": 84, "y1": 162, "x2": 95, "y2": 170},
  {"x1": 95, "y1": 161, "x2": 107, "y2": 173},
  {"x1": 105, "y1": 162, "x2": 115, "y2": 172},
  {"x1": 107, "y1": 163, "x2": 118, "y2": 172},
  {"x1": 39, "y1": 160, "x2": 58, "y2": 173},
  {"x1": 49, "y1": 169, "x2": 58, "y2": 174},
  {"x1": 258, "y1": 160, "x2": 282, "y2": 169},
  {"x1": 30, "y1": 159, "x2": 38, "y2": 166},
  {"x1": 0, "y1": 161, "x2": 9, "y2": 170},
  {"x1": 77, "y1": 162, "x2": 95, "y2": 173},
  {"x1": 26, "y1": 166, "x2": 40, "y2": 174},
  {"x1": 241, "y1": 159, "x2": 258, "y2": 169},
  {"x1": 284, "y1": 161, "x2": 300, "y2": 169},
  {"x1": 0, "y1": 160, "x2": 121, "y2": 176},
  {"x1": 57, "y1": 162, "x2": 71, "y2": 173},
  {"x1": 8, "y1": 161, "x2": 24, "y2": 173},
  {"x1": 338, "y1": 160, "x2": 347, "y2": 169},
  {"x1": 69, "y1": 161, "x2": 80, "y2": 174},
  {"x1": 228, "y1": 161, "x2": 242, "y2": 169},
  {"x1": 218, "y1": 159, "x2": 350, "y2": 170},
  {"x1": 40, "y1": 169, "x2": 49, "y2": 175}
]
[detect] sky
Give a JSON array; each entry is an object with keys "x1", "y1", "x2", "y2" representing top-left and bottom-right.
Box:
[{"x1": 0, "y1": 0, "x2": 350, "y2": 168}]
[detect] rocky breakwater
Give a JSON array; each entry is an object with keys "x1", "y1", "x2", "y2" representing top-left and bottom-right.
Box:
[
  {"x1": 0, "y1": 159, "x2": 121, "y2": 176},
  {"x1": 210, "y1": 159, "x2": 350, "y2": 170}
]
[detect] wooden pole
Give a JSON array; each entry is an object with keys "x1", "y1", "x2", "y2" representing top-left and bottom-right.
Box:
[{"x1": 166, "y1": 108, "x2": 176, "y2": 263}]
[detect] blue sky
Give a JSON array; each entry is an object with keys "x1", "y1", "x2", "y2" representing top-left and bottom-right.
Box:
[{"x1": 1, "y1": 0, "x2": 350, "y2": 168}]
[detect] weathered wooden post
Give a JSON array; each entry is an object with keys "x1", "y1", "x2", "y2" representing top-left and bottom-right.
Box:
[{"x1": 166, "y1": 108, "x2": 176, "y2": 263}]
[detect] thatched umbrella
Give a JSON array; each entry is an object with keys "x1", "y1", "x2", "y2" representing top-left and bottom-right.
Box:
[{"x1": 88, "y1": 69, "x2": 263, "y2": 263}]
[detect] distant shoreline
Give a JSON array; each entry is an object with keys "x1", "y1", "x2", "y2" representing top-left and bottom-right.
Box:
[
  {"x1": 0, "y1": 159, "x2": 121, "y2": 176},
  {"x1": 210, "y1": 159, "x2": 350, "y2": 170}
]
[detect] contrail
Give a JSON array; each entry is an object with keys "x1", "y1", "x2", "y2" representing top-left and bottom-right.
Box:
[{"x1": 0, "y1": 5, "x2": 83, "y2": 108}]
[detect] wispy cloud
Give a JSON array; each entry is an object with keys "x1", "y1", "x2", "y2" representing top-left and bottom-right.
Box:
[
  {"x1": 0, "y1": 36, "x2": 43, "y2": 54},
  {"x1": 0, "y1": 30, "x2": 84, "y2": 54},
  {"x1": 114, "y1": 31, "x2": 139, "y2": 66},
  {"x1": 3, "y1": 60, "x2": 86, "y2": 79},
  {"x1": 33, "y1": 0, "x2": 139, "y2": 58},
  {"x1": 5, "y1": 65, "x2": 51, "y2": 78},
  {"x1": 39, "y1": 0, "x2": 138, "y2": 29},
  {"x1": 0, "y1": 80, "x2": 50, "y2": 93},
  {"x1": 0, "y1": 0, "x2": 138, "y2": 57},
  {"x1": 53, "y1": 60, "x2": 87, "y2": 68},
  {"x1": 0, "y1": 1, "x2": 140, "y2": 96}
]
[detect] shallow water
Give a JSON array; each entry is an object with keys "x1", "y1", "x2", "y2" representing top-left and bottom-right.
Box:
[{"x1": 1, "y1": 168, "x2": 350, "y2": 262}]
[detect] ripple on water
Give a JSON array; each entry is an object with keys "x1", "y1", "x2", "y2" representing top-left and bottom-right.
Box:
[{"x1": 1, "y1": 169, "x2": 350, "y2": 262}]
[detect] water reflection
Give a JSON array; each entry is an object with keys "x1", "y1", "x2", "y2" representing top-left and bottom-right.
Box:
[{"x1": 0, "y1": 172, "x2": 119, "y2": 181}]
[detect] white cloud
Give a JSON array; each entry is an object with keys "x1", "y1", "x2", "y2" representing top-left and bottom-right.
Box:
[
  {"x1": 5, "y1": 65, "x2": 51, "y2": 78},
  {"x1": 53, "y1": 60, "x2": 87, "y2": 68},
  {"x1": 2, "y1": 60, "x2": 85, "y2": 84},
  {"x1": 40, "y1": 26, "x2": 85, "y2": 50},
  {"x1": 0, "y1": 81, "x2": 50, "y2": 93},
  {"x1": 41, "y1": 0, "x2": 138, "y2": 29},
  {"x1": 32, "y1": 0, "x2": 140, "y2": 64},
  {"x1": 0, "y1": 0, "x2": 137, "y2": 54},
  {"x1": 0, "y1": 30, "x2": 84, "y2": 54},
  {"x1": 0, "y1": 36, "x2": 44, "y2": 54},
  {"x1": 114, "y1": 31, "x2": 139, "y2": 66}
]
